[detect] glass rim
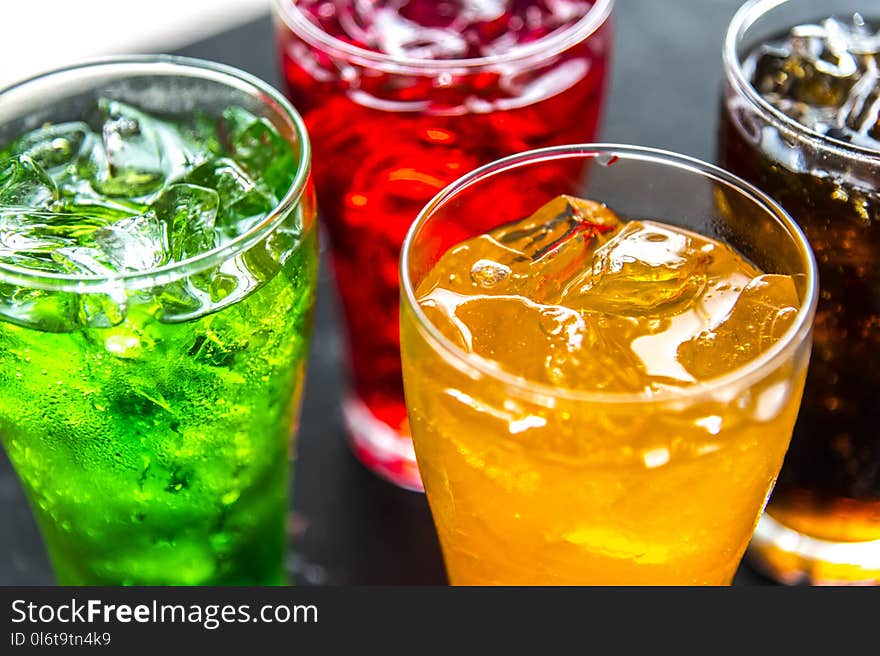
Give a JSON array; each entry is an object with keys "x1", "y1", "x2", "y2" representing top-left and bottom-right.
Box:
[
  {"x1": 722, "y1": 0, "x2": 880, "y2": 162},
  {"x1": 272, "y1": 0, "x2": 615, "y2": 73},
  {"x1": 0, "y1": 54, "x2": 312, "y2": 293},
  {"x1": 400, "y1": 144, "x2": 819, "y2": 406}
]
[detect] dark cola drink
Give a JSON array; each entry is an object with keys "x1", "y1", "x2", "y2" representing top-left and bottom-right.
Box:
[{"x1": 720, "y1": 1, "x2": 880, "y2": 585}]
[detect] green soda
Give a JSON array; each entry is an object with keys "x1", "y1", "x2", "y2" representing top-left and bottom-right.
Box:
[{"x1": 0, "y1": 96, "x2": 317, "y2": 585}]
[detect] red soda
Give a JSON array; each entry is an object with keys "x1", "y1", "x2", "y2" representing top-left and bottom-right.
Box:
[{"x1": 275, "y1": 0, "x2": 614, "y2": 489}]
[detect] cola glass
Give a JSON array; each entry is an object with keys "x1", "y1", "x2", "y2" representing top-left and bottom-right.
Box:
[
  {"x1": 719, "y1": 0, "x2": 880, "y2": 584},
  {"x1": 273, "y1": 0, "x2": 614, "y2": 490}
]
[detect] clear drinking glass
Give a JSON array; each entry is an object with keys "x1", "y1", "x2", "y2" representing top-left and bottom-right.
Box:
[
  {"x1": 273, "y1": 0, "x2": 615, "y2": 490},
  {"x1": 719, "y1": 0, "x2": 880, "y2": 584},
  {"x1": 400, "y1": 145, "x2": 818, "y2": 584},
  {"x1": 0, "y1": 57, "x2": 318, "y2": 585}
]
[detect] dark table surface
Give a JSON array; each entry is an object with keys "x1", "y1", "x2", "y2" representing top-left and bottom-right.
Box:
[{"x1": 0, "y1": 0, "x2": 774, "y2": 585}]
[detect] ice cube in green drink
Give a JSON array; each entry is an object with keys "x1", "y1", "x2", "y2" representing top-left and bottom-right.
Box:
[{"x1": 0, "y1": 95, "x2": 317, "y2": 586}]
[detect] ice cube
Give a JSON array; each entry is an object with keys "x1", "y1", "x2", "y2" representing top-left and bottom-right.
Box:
[
  {"x1": 418, "y1": 287, "x2": 650, "y2": 392},
  {"x1": 76, "y1": 290, "x2": 127, "y2": 328},
  {"x1": 562, "y1": 221, "x2": 712, "y2": 316},
  {"x1": 0, "y1": 155, "x2": 58, "y2": 207},
  {"x1": 0, "y1": 251, "x2": 67, "y2": 273},
  {"x1": 840, "y1": 56, "x2": 880, "y2": 140},
  {"x1": 489, "y1": 195, "x2": 621, "y2": 263},
  {"x1": 0, "y1": 208, "x2": 74, "y2": 254},
  {"x1": 220, "y1": 106, "x2": 295, "y2": 198},
  {"x1": 154, "y1": 254, "x2": 264, "y2": 324},
  {"x1": 153, "y1": 279, "x2": 210, "y2": 323},
  {"x1": 677, "y1": 274, "x2": 800, "y2": 380},
  {"x1": 748, "y1": 16, "x2": 880, "y2": 147},
  {"x1": 301, "y1": 0, "x2": 592, "y2": 60},
  {"x1": 417, "y1": 289, "x2": 576, "y2": 382},
  {"x1": 194, "y1": 243, "x2": 278, "y2": 317},
  {"x1": 155, "y1": 254, "x2": 265, "y2": 324},
  {"x1": 45, "y1": 246, "x2": 127, "y2": 326},
  {"x1": 372, "y1": 6, "x2": 469, "y2": 59},
  {"x1": 538, "y1": 305, "x2": 643, "y2": 390},
  {"x1": 0, "y1": 282, "x2": 78, "y2": 333},
  {"x1": 416, "y1": 196, "x2": 622, "y2": 304},
  {"x1": 750, "y1": 23, "x2": 858, "y2": 107},
  {"x1": 185, "y1": 158, "x2": 275, "y2": 233},
  {"x1": 83, "y1": 99, "x2": 167, "y2": 197},
  {"x1": 148, "y1": 110, "x2": 212, "y2": 180},
  {"x1": 188, "y1": 112, "x2": 223, "y2": 157},
  {"x1": 56, "y1": 193, "x2": 146, "y2": 222},
  {"x1": 82, "y1": 99, "x2": 210, "y2": 198},
  {"x1": 91, "y1": 211, "x2": 170, "y2": 271},
  {"x1": 0, "y1": 206, "x2": 109, "y2": 257},
  {"x1": 264, "y1": 214, "x2": 304, "y2": 268},
  {"x1": 194, "y1": 267, "x2": 243, "y2": 304},
  {"x1": 52, "y1": 245, "x2": 116, "y2": 276},
  {"x1": 151, "y1": 183, "x2": 218, "y2": 261},
  {"x1": 0, "y1": 122, "x2": 91, "y2": 171}
]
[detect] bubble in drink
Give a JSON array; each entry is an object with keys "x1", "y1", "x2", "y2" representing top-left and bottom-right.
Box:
[{"x1": 469, "y1": 259, "x2": 511, "y2": 287}]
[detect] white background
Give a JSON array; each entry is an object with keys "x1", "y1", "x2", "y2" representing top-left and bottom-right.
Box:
[{"x1": 0, "y1": 0, "x2": 270, "y2": 88}]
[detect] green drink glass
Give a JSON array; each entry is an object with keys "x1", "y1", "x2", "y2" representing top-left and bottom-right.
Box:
[{"x1": 0, "y1": 57, "x2": 318, "y2": 585}]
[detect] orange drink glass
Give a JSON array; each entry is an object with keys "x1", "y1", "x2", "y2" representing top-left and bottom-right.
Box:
[{"x1": 400, "y1": 145, "x2": 818, "y2": 585}]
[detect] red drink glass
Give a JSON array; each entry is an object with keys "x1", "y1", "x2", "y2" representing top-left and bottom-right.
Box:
[{"x1": 273, "y1": 0, "x2": 614, "y2": 490}]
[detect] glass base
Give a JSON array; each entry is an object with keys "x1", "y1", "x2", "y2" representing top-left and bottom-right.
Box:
[
  {"x1": 343, "y1": 396, "x2": 424, "y2": 492},
  {"x1": 748, "y1": 514, "x2": 880, "y2": 585}
]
